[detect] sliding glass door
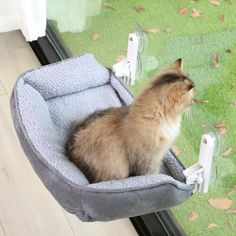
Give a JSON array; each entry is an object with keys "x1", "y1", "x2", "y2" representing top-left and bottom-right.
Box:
[{"x1": 46, "y1": 1, "x2": 236, "y2": 235}]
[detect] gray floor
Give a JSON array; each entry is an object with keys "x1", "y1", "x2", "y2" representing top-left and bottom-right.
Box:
[{"x1": 0, "y1": 30, "x2": 137, "y2": 236}]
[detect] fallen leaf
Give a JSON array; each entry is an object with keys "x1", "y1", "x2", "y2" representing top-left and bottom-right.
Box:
[
  {"x1": 207, "y1": 223, "x2": 218, "y2": 229},
  {"x1": 103, "y1": 3, "x2": 115, "y2": 10},
  {"x1": 227, "y1": 208, "x2": 236, "y2": 214},
  {"x1": 222, "y1": 147, "x2": 233, "y2": 157},
  {"x1": 219, "y1": 127, "x2": 226, "y2": 135},
  {"x1": 226, "y1": 48, "x2": 232, "y2": 53},
  {"x1": 191, "y1": 9, "x2": 202, "y2": 17},
  {"x1": 134, "y1": 5, "x2": 145, "y2": 13},
  {"x1": 228, "y1": 220, "x2": 235, "y2": 229},
  {"x1": 164, "y1": 28, "x2": 173, "y2": 32},
  {"x1": 144, "y1": 28, "x2": 160, "y2": 33},
  {"x1": 218, "y1": 127, "x2": 226, "y2": 135},
  {"x1": 188, "y1": 211, "x2": 198, "y2": 222},
  {"x1": 179, "y1": 7, "x2": 188, "y2": 15},
  {"x1": 90, "y1": 33, "x2": 100, "y2": 41},
  {"x1": 215, "y1": 122, "x2": 225, "y2": 128},
  {"x1": 172, "y1": 145, "x2": 182, "y2": 156},
  {"x1": 214, "y1": 122, "x2": 227, "y2": 135},
  {"x1": 116, "y1": 54, "x2": 126, "y2": 62},
  {"x1": 213, "y1": 52, "x2": 219, "y2": 68},
  {"x1": 218, "y1": 14, "x2": 224, "y2": 22},
  {"x1": 194, "y1": 99, "x2": 208, "y2": 104},
  {"x1": 208, "y1": 0, "x2": 221, "y2": 6},
  {"x1": 208, "y1": 198, "x2": 234, "y2": 210},
  {"x1": 227, "y1": 189, "x2": 236, "y2": 195}
]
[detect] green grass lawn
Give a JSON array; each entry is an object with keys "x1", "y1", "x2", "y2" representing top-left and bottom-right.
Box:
[{"x1": 50, "y1": 0, "x2": 236, "y2": 235}]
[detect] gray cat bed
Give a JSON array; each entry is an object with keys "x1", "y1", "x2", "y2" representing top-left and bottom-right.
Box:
[{"x1": 10, "y1": 53, "x2": 193, "y2": 222}]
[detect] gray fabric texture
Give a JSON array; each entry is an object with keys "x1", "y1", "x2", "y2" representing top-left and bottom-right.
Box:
[
  {"x1": 11, "y1": 53, "x2": 193, "y2": 222},
  {"x1": 24, "y1": 53, "x2": 110, "y2": 100}
]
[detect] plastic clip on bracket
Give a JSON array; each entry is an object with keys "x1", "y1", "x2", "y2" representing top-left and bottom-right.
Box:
[
  {"x1": 112, "y1": 33, "x2": 139, "y2": 85},
  {"x1": 183, "y1": 133, "x2": 215, "y2": 193}
]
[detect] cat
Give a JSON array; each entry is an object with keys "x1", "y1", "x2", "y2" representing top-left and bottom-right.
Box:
[{"x1": 66, "y1": 59, "x2": 195, "y2": 183}]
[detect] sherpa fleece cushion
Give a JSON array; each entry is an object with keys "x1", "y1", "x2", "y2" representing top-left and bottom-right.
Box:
[{"x1": 11, "y1": 53, "x2": 193, "y2": 222}]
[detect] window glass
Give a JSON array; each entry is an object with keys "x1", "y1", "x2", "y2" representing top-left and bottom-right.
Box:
[{"x1": 47, "y1": 1, "x2": 236, "y2": 235}]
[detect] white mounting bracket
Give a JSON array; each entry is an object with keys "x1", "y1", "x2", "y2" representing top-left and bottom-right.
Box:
[
  {"x1": 112, "y1": 33, "x2": 139, "y2": 85},
  {"x1": 183, "y1": 133, "x2": 215, "y2": 193}
]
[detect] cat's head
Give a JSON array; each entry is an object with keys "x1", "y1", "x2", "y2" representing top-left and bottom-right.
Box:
[{"x1": 151, "y1": 59, "x2": 195, "y2": 115}]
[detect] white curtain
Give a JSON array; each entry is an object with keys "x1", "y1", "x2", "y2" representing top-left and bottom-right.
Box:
[
  {"x1": 0, "y1": 0, "x2": 46, "y2": 41},
  {"x1": 20, "y1": 0, "x2": 46, "y2": 41}
]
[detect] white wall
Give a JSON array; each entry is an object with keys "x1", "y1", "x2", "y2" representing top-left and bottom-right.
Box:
[
  {"x1": 0, "y1": 0, "x2": 21, "y2": 32},
  {"x1": 0, "y1": 0, "x2": 46, "y2": 41}
]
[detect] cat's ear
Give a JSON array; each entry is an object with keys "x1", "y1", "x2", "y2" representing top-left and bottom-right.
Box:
[{"x1": 174, "y1": 58, "x2": 183, "y2": 70}]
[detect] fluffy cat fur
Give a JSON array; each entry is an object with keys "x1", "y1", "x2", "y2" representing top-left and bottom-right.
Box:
[{"x1": 66, "y1": 59, "x2": 195, "y2": 183}]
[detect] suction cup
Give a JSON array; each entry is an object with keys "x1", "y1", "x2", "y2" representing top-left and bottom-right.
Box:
[
  {"x1": 132, "y1": 24, "x2": 148, "y2": 80},
  {"x1": 136, "y1": 54, "x2": 142, "y2": 79},
  {"x1": 210, "y1": 154, "x2": 218, "y2": 186},
  {"x1": 134, "y1": 24, "x2": 147, "y2": 53},
  {"x1": 203, "y1": 124, "x2": 222, "y2": 156}
]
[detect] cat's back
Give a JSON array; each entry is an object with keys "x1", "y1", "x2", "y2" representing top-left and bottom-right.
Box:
[
  {"x1": 66, "y1": 106, "x2": 129, "y2": 146},
  {"x1": 66, "y1": 106, "x2": 130, "y2": 182}
]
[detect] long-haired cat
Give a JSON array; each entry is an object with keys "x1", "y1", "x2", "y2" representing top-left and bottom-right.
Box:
[{"x1": 66, "y1": 59, "x2": 195, "y2": 183}]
